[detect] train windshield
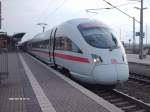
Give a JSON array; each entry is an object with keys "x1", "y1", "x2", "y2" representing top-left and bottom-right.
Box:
[{"x1": 78, "y1": 24, "x2": 118, "y2": 49}]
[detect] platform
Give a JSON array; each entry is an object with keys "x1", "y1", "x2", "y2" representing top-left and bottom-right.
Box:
[
  {"x1": 127, "y1": 54, "x2": 150, "y2": 77},
  {"x1": 127, "y1": 54, "x2": 150, "y2": 65},
  {"x1": 0, "y1": 52, "x2": 123, "y2": 112}
]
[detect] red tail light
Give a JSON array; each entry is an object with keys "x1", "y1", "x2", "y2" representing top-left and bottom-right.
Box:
[{"x1": 111, "y1": 59, "x2": 117, "y2": 64}]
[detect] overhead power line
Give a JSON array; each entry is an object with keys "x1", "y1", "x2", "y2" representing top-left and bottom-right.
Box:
[
  {"x1": 36, "y1": 0, "x2": 59, "y2": 21},
  {"x1": 101, "y1": 0, "x2": 140, "y2": 23},
  {"x1": 87, "y1": 2, "x2": 140, "y2": 12},
  {"x1": 44, "y1": 0, "x2": 68, "y2": 21}
]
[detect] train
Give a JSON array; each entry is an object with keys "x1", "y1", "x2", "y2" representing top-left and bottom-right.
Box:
[{"x1": 22, "y1": 18, "x2": 129, "y2": 87}]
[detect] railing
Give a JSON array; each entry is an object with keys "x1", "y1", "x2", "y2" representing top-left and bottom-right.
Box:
[{"x1": 0, "y1": 47, "x2": 8, "y2": 84}]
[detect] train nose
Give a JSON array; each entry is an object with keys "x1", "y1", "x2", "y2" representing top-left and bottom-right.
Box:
[
  {"x1": 92, "y1": 64, "x2": 129, "y2": 85},
  {"x1": 115, "y1": 64, "x2": 129, "y2": 83}
]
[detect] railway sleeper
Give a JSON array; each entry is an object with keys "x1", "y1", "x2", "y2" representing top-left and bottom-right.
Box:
[
  {"x1": 113, "y1": 89, "x2": 150, "y2": 111},
  {"x1": 130, "y1": 76, "x2": 150, "y2": 84},
  {"x1": 121, "y1": 105, "x2": 136, "y2": 111},
  {"x1": 114, "y1": 101, "x2": 130, "y2": 107},
  {"x1": 122, "y1": 106, "x2": 146, "y2": 112},
  {"x1": 103, "y1": 95, "x2": 116, "y2": 99},
  {"x1": 99, "y1": 92, "x2": 112, "y2": 97},
  {"x1": 109, "y1": 98, "x2": 123, "y2": 102},
  {"x1": 133, "y1": 109, "x2": 148, "y2": 112},
  {"x1": 132, "y1": 77, "x2": 150, "y2": 83}
]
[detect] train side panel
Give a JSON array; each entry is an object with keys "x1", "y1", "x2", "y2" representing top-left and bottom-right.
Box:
[{"x1": 54, "y1": 24, "x2": 96, "y2": 83}]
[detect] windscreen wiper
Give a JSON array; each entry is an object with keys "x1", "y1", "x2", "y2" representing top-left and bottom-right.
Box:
[{"x1": 109, "y1": 46, "x2": 117, "y2": 51}]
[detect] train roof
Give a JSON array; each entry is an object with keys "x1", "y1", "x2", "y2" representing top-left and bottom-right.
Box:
[
  {"x1": 18, "y1": 33, "x2": 35, "y2": 45},
  {"x1": 26, "y1": 18, "x2": 109, "y2": 43},
  {"x1": 65, "y1": 18, "x2": 108, "y2": 27},
  {"x1": 29, "y1": 30, "x2": 51, "y2": 43}
]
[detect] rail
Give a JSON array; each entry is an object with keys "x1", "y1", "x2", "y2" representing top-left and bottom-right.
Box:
[
  {"x1": 88, "y1": 88, "x2": 150, "y2": 112},
  {"x1": 129, "y1": 73, "x2": 150, "y2": 85}
]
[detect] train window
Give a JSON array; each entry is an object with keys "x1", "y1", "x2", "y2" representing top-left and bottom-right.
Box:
[
  {"x1": 32, "y1": 42, "x2": 38, "y2": 48},
  {"x1": 55, "y1": 37, "x2": 82, "y2": 53},
  {"x1": 70, "y1": 40, "x2": 82, "y2": 53},
  {"x1": 60, "y1": 37, "x2": 65, "y2": 50},
  {"x1": 42, "y1": 40, "x2": 49, "y2": 49},
  {"x1": 78, "y1": 24, "x2": 118, "y2": 49},
  {"x1": 32, "y1": 39, "x2": 49, "y2": 49},
  {"x1": 55, "y1": 38, "x2": 59, "y2": 49},
  {"x1": 55, "y1": 37, "x2": 65, "y2": 50},
  {"x1": 27, "y1": 43, "x2": 32, "y2": 49},
  {"x1": 65, "y1": 38, "x2": 72, "y2": 51}
]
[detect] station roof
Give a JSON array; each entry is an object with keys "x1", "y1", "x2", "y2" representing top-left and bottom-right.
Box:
[{"x1": 12, "y1": 32, "x2": 26, "y2": 39}]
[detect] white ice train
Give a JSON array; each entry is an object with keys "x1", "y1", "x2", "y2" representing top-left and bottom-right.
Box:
[{"x1": 24, "y1": 18, "x2": 129, "y2": 86}]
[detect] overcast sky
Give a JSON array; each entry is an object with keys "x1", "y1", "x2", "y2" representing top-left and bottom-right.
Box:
[{"x1": 1, "y1": 0, "x2": 150, "y2": 43}]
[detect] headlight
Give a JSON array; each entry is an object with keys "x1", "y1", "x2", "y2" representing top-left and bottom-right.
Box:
[{"x1": 91, "y1": 54, "x2": 102, "y2": 65}]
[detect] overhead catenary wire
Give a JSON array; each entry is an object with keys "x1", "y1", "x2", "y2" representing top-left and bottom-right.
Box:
[
  {"x1": 37, "y1": 0, "x2": 60, "y2": 22},
  {"x1": 87, "y1": 2, "x2": 140, "y2": 11},
  {"x1": 87, "y1": 1, "x2": 140, "y2": 21},
  {"x1": 100, "y1": 0, "x2": 140, "y2": 23},
  {"x1": 44, "y1": 0, "x2": 68, "y2": 22}
]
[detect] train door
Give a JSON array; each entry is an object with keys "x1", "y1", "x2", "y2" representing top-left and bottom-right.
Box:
[
  {"x1": 49, "y1": 28, "x2": 57, "y2": 66},
  {"x1": 53, "y1": 28, "x2": 57, "y2": 67},
  {"x1": 48, "y1": 30, "x2": 53, "y2": 65}
]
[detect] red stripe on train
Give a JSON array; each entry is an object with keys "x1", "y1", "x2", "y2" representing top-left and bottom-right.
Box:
[
  {"x1": 30, "y1": 49, "x2": 90, "y2": 63},
  {"x1": 54, "y1": 53, "x2": 89, "y2": 63}
]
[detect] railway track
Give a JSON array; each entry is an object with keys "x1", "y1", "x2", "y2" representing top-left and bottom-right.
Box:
[
  {"x1": 129, "y1": 73, "x2": 150, "y2": 86},
  {"x1": 89, "y1": 88, "x2": 150, "y2": 112},
  {"x1": 60, "y1": 71, "x2": 150, "y2": 112},
  {"x1": 31, "y1": 54, "x2": 150, "y2": 112},
  {"x1": 56, "y1": 68, "x2": 150, "y2": 112},
  {"x1": 85, "y1": 73, "x2": 150, "y2": 112}
]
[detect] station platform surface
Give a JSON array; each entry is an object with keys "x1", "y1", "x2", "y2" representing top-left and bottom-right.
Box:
[
  {"x1": 127, "y1": 54, "x2": 150, "y2": 65},
  {"x1": 0, "y1": 52, "x2": 123, "y2": 112}
]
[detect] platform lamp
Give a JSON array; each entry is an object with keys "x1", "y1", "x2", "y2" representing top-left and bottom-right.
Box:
[
  {"x1": 134, "y1": 5, "x2": 148, "y2": 59},
  {"x1": 0, "y1": 1, "x2": 4, "y2": 29},
  {"x1": 129, "y1": 0, "x2": 149, "y2": 59},
  {"x1": 37, "y1": 23, "x2": 48, "y2": 32}
]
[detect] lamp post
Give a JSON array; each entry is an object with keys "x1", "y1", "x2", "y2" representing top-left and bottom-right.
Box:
[
  {"x1": 139, "y1": 0, "x2": 144, "y2": 59},
  {"x1": 134, "y1": 1, "x2": 147, "y2": 59},
  {"x1": 130, "y1": 0, "x2": 147, "y2": 59},
  {"x1": 0, "y1": 1, "x2": 1, "y2": 29},
  {"x1": 37, "y1": 23, "x2": 48, "y2": 32},
  {"x1": 0, "y1": 1, "x2": 4, "y2": 29},
  {"x1": 146, "y1": 24, "x2": 147, "y2": 45},
  {"x1": 132, "y1": 17, "x2": 136, "y2": 52}
]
